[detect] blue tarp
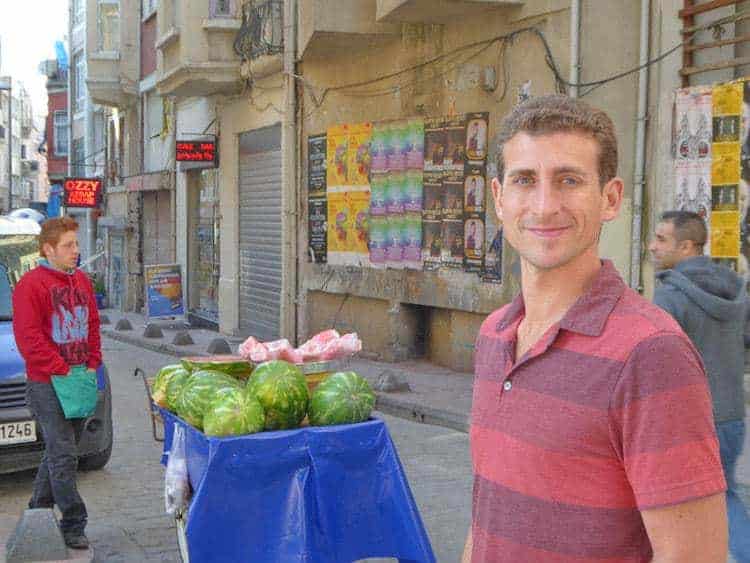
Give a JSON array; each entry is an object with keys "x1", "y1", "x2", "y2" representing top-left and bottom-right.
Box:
[{"x1": 159, "y1": 408, "x2": 436, "y2": 563}]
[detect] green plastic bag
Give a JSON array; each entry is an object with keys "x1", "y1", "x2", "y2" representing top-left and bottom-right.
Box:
[{"x1": 51, "y1": 365, "x2": 98, "y2": 419}]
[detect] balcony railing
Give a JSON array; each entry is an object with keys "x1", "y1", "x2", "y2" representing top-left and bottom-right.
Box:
[{"x1": 234, "y1": 0, "x2": 283, "y2": 62}]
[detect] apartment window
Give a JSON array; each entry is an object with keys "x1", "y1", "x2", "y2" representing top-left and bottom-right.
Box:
[
  {"x1": 98, "y1": 1, "x2": 120, "y2": 52},
  {"x1": 73, "y1": 53, "x2": 86, "y2": 113},
  {"x1": 20, "y1": 145, "x2": 26, "y2": 160},
  {"x1": 210, "y1": 0, "x2": 233, "y2": 17},
  {"x1": 0, "y1": 125, "x2": 4, "y2": 140},
  {"x1": 54, "y1": 111, "x2": 68, "y2": 156}
]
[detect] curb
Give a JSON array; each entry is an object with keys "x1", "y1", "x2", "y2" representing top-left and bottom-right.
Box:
[{"x1": 102, "y1": 329, "x2": 470, "y2": 434}]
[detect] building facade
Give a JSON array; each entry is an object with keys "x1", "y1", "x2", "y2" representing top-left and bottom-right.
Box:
[{"x1": 82, "y1": 0, "x2": 748, "y2": 372}]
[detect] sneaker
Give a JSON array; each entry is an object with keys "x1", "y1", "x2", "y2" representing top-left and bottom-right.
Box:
[{"x1": 64, "y1": 532, "x2": 90, "y2": 550}]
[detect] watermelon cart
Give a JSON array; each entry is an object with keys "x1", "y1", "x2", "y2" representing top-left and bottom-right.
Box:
[{"x1": 144, "y1": 333, "x2": 436, "y2": 563}]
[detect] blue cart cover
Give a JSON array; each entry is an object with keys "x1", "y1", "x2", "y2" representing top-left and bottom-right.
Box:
[{"x1": 159, "y1": 408, "x2": 436, "y2": 563}]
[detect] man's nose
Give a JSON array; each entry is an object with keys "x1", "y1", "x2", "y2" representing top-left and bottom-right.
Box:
[{"x1": 530, "y1": 177, "x2": 562, "y2": 216}]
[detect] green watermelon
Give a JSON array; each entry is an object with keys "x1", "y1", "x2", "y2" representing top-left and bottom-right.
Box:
[
  {"x1": 203, "y1": 388, "x2": 266, "y2": 437},
  {"x1": 246, "y1": 361, "x2": 309, "y2": 431},
  {"x1": 177, "y1": 370, "x2": 244, "y2": 430},
  {"x1": 152, "y1": 365, "x2": 190, "y2": 408},
  {"x1": 308, "y1": 371, "x2": 375, "y2": 426},
  {"x1": 164, "y1": 370, "x2": 191, "y2": 413},
  {"x1": 181, "y1": 355, "x2": 254, "y2": 380}
]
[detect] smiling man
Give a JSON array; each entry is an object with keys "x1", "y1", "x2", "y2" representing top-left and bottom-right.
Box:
[{"x1": 463, "y1": 95, "x2": 727, "y2": 562}]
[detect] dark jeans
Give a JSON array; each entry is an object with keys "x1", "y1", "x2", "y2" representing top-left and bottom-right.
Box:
[
  {"x1": 26, "y1": 381, "x2": 87, "y2": 535},
  {"x1": 716, "y1": 419, "x2": 750, "y2": 563}
]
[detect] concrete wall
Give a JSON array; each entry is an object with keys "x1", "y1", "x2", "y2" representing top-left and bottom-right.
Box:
[
  {"x1": 141, "y1": 15, "x2": 157, "y2": 79},
  {"x1": 297, "y1": 1, "x2": 643, "y2": 371},
  {"x1": 215, "y1": 83, "x2": 284, "y2": 336}
]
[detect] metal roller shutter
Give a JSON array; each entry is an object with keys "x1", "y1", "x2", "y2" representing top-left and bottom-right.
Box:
[{"x1": 238, "y1": 125, "x2": 282, "y2": 341}]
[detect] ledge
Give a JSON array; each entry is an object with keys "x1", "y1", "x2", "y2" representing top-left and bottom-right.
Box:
[
  {"x1": 89, "y1": 51, "x2": 120, "y2": 61},
  {"x1": 201, "y1": 17, "x2": 242, "y2": 31},
  {"x1": 156, "y1": 27, "x2": 180, "y2": 50}
]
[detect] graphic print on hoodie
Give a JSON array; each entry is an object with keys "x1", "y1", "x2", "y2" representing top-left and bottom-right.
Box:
[
  {"x1": 12, "y1": 262, "x2": 102, "y2": 383},
  {"x1": 50, "y1": 283, "x2": 92, "y2": 365}
]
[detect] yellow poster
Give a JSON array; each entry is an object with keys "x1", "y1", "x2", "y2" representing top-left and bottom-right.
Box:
[
  {"x1": 347, "y1": 122, "x2": 372, "y2": 187},
  {"x1": 711, "y1": 142, "x2": 740, "y2": 185},
  {"x1": 327, "y1": 125, "x2": 349, "y2": 189},
  {"x1": 348, "y1": 190, "x2": 371, "y2": 257},
  {"x1": 710, "y1": 211, "x2": 740, "y2": 258},
  {"x1": 712, "y1": 82, "x2": 742, "y2": 116},
  {"x1": 327, "y1": 192, "x2": 351, "y2": 255}
]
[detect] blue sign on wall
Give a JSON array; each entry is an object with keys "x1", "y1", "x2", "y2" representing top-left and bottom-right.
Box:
[{"x1": 144, "y1": 264, "x2": 185, "y2": 319}]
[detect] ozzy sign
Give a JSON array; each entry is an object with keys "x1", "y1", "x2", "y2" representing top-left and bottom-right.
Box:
[
  {"x1": 176, "y1": 141, "x2": 216, "y2": 163},
  {"x1": 63, "y1": 178, "x2": 103, "y2": 208}
]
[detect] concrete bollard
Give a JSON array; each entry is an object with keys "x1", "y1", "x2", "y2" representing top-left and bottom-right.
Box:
[
  {"x1": 99, "y1": 314, "x2": 111, "y2": 325},
  {"x1": 172, "y1": 331, "x2": 194, "y2": 346},
  {"x1": 5, "y1": 508, "x2": 69, "y2": 562},
  {"x1": 114, "y1": 318, "x2": 133, "y2": 331},
  {"x1": 206, "y1": 338, "x2": 232, "y2": 355},
  {"x1": 143, "y1": 323, "x2": 164, "y2": 338}
]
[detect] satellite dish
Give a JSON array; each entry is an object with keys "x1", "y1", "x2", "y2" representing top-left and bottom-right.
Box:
[{"x1": 9, "y1": 208, "x2": 46, "y2": 224}]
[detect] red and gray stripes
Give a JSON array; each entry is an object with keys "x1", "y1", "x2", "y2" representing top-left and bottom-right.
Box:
[{"x1": 470, "y1": 262, "x2": 725, "y2": 562}]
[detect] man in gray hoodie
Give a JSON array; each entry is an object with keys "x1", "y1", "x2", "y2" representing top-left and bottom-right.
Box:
[{"x1": 650, "y1": 210, "x2": 750, "y2": 562}]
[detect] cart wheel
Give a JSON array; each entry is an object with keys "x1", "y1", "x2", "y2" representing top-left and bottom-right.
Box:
[{"x1": 175, "y1": 511, "x2": 190, "y2": 563}]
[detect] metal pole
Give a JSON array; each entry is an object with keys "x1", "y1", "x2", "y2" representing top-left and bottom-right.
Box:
[
  {"x1": 629, "y1": 0, "x2": 651, "y2": 291},
  {"x1": 568, "y1": 0, "x2": 581, "y2": 98},
  {"x1": 7, "y1": 83, "x2": 11, "y2": 212}
]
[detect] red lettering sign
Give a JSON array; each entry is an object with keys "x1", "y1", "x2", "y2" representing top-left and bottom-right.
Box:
[
  {"x1": 63, "y1": 178, "x2": 103, "y2": 208},
  {"x1": 176, "y1": 140, "x2": 216, "y2": 163}
]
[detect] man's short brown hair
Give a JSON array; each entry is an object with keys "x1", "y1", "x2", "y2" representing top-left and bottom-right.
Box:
[
  {"x1": 39, "y1": 217, "x2": 79, "y2": 257},
  {"x1": 660, "y1": 210, "x2": 707, "y2": 249},
  {"x1": 496, "y1": 94, "x2": 619, "y2": 185}
]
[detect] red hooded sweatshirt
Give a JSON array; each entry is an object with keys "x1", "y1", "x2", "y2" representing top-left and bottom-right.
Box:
[{"x1": 12, "y1": 262, "x2": 102, "y2": 383}]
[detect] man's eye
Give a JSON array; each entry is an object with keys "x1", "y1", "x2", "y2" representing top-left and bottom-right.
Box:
[
  {"x1": 561, "y1": 176, "x2": 580, "y2": 186},
  {"x1": 514, "y1": 176, "x2": 533, "y2": 186}
]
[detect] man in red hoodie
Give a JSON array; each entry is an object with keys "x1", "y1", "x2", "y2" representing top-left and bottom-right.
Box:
[{"x1": 12, "y1": 217, "x2": 102, "y2": 550}]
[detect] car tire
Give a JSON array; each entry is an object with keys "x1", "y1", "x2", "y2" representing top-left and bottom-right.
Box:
[{"x1": 78, "y1": 439, "x2": 112, "y2": 471}]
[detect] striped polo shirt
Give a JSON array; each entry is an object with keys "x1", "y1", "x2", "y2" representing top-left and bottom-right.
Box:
[{"x1": 470, "y1": 260, "x2": 726, "y2": 562}]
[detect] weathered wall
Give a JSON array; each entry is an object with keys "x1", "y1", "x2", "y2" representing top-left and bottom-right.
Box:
[
  {"x1": 215, "y1": 82, "x2": 284, "y2": 336},
  {"x1": 297, "y1": 1, "x2": 642, "y2": 371}
]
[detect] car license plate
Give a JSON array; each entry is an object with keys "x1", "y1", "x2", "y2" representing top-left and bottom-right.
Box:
[{"x1": 0, "y1": 420, "x2": 36, "y2": 446}]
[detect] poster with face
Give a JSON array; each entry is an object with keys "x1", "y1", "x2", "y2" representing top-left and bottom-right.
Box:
[
  {"x1": 423, "y1": 172, "x2": 443, "y2": 221},
  {"x1": 347, "y1": 122, "x2": 373, "y2": 187},
  {"x1": 424, "y1": 118, "x2": 446, "y2": 172},
  {"x1": 442, "y1": 174, "x2": 464, "y2": 220},
  {"x1": 326, "y1": 125, "x2": 349, "y2": 188},
  {"x1": 464, "y1": 165, "x2": 486, "y2": 213},
  {"x1": 465, "y1": 112, "x2": 489, "y2": 162},
  {"x1": 464, "y1": 218, "x2": 485, "y2": 272},
  {"x1": 442, "y1": 220, "x2": 464, "y2": 268},
  {"x1": 444, "y1": 116, "x2": 467, "y2": 172},
  {"x1": 712, "y1": 184, "x2": 739, "y2": 211},
  {"x1": 422, "y1": 220, "x2": 442, "y2": 271}
]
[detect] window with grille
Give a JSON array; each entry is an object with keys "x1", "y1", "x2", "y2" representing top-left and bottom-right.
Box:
[
  {"x1": 210, "y1": 0, "x2": 233, "y2": 18},
  {"x1": 54, "y1": 111, "x2": 68, "y2": 156}
]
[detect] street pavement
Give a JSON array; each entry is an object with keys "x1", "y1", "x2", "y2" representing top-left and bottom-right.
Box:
[{"x1": 0, "y1": 336, "x2": 472, "y2": 562}]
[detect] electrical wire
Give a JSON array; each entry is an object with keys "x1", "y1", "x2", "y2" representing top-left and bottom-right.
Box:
[{"x1": 291, "y1": 8, "x2": 750, "y2": 109}]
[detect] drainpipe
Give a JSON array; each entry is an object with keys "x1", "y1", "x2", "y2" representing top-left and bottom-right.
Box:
[
  {"x1": 282, "y1": 0, "x2": 298, "y2": 342},
  {"x1": 630, "y1": 0, "x2": 650, "y2": 291},
  {"x1": 568, "y1": 0, "x2": 581, "y2": 98}
]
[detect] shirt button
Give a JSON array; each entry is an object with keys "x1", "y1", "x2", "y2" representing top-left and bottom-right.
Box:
[{"x1": 503, "y1": 381, "x2": 512, "y2": 392}]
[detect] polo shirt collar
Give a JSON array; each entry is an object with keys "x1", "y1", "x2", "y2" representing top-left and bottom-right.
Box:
[{"x1": 495, "y1": 260, "x2": 626, "y2": 337}]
